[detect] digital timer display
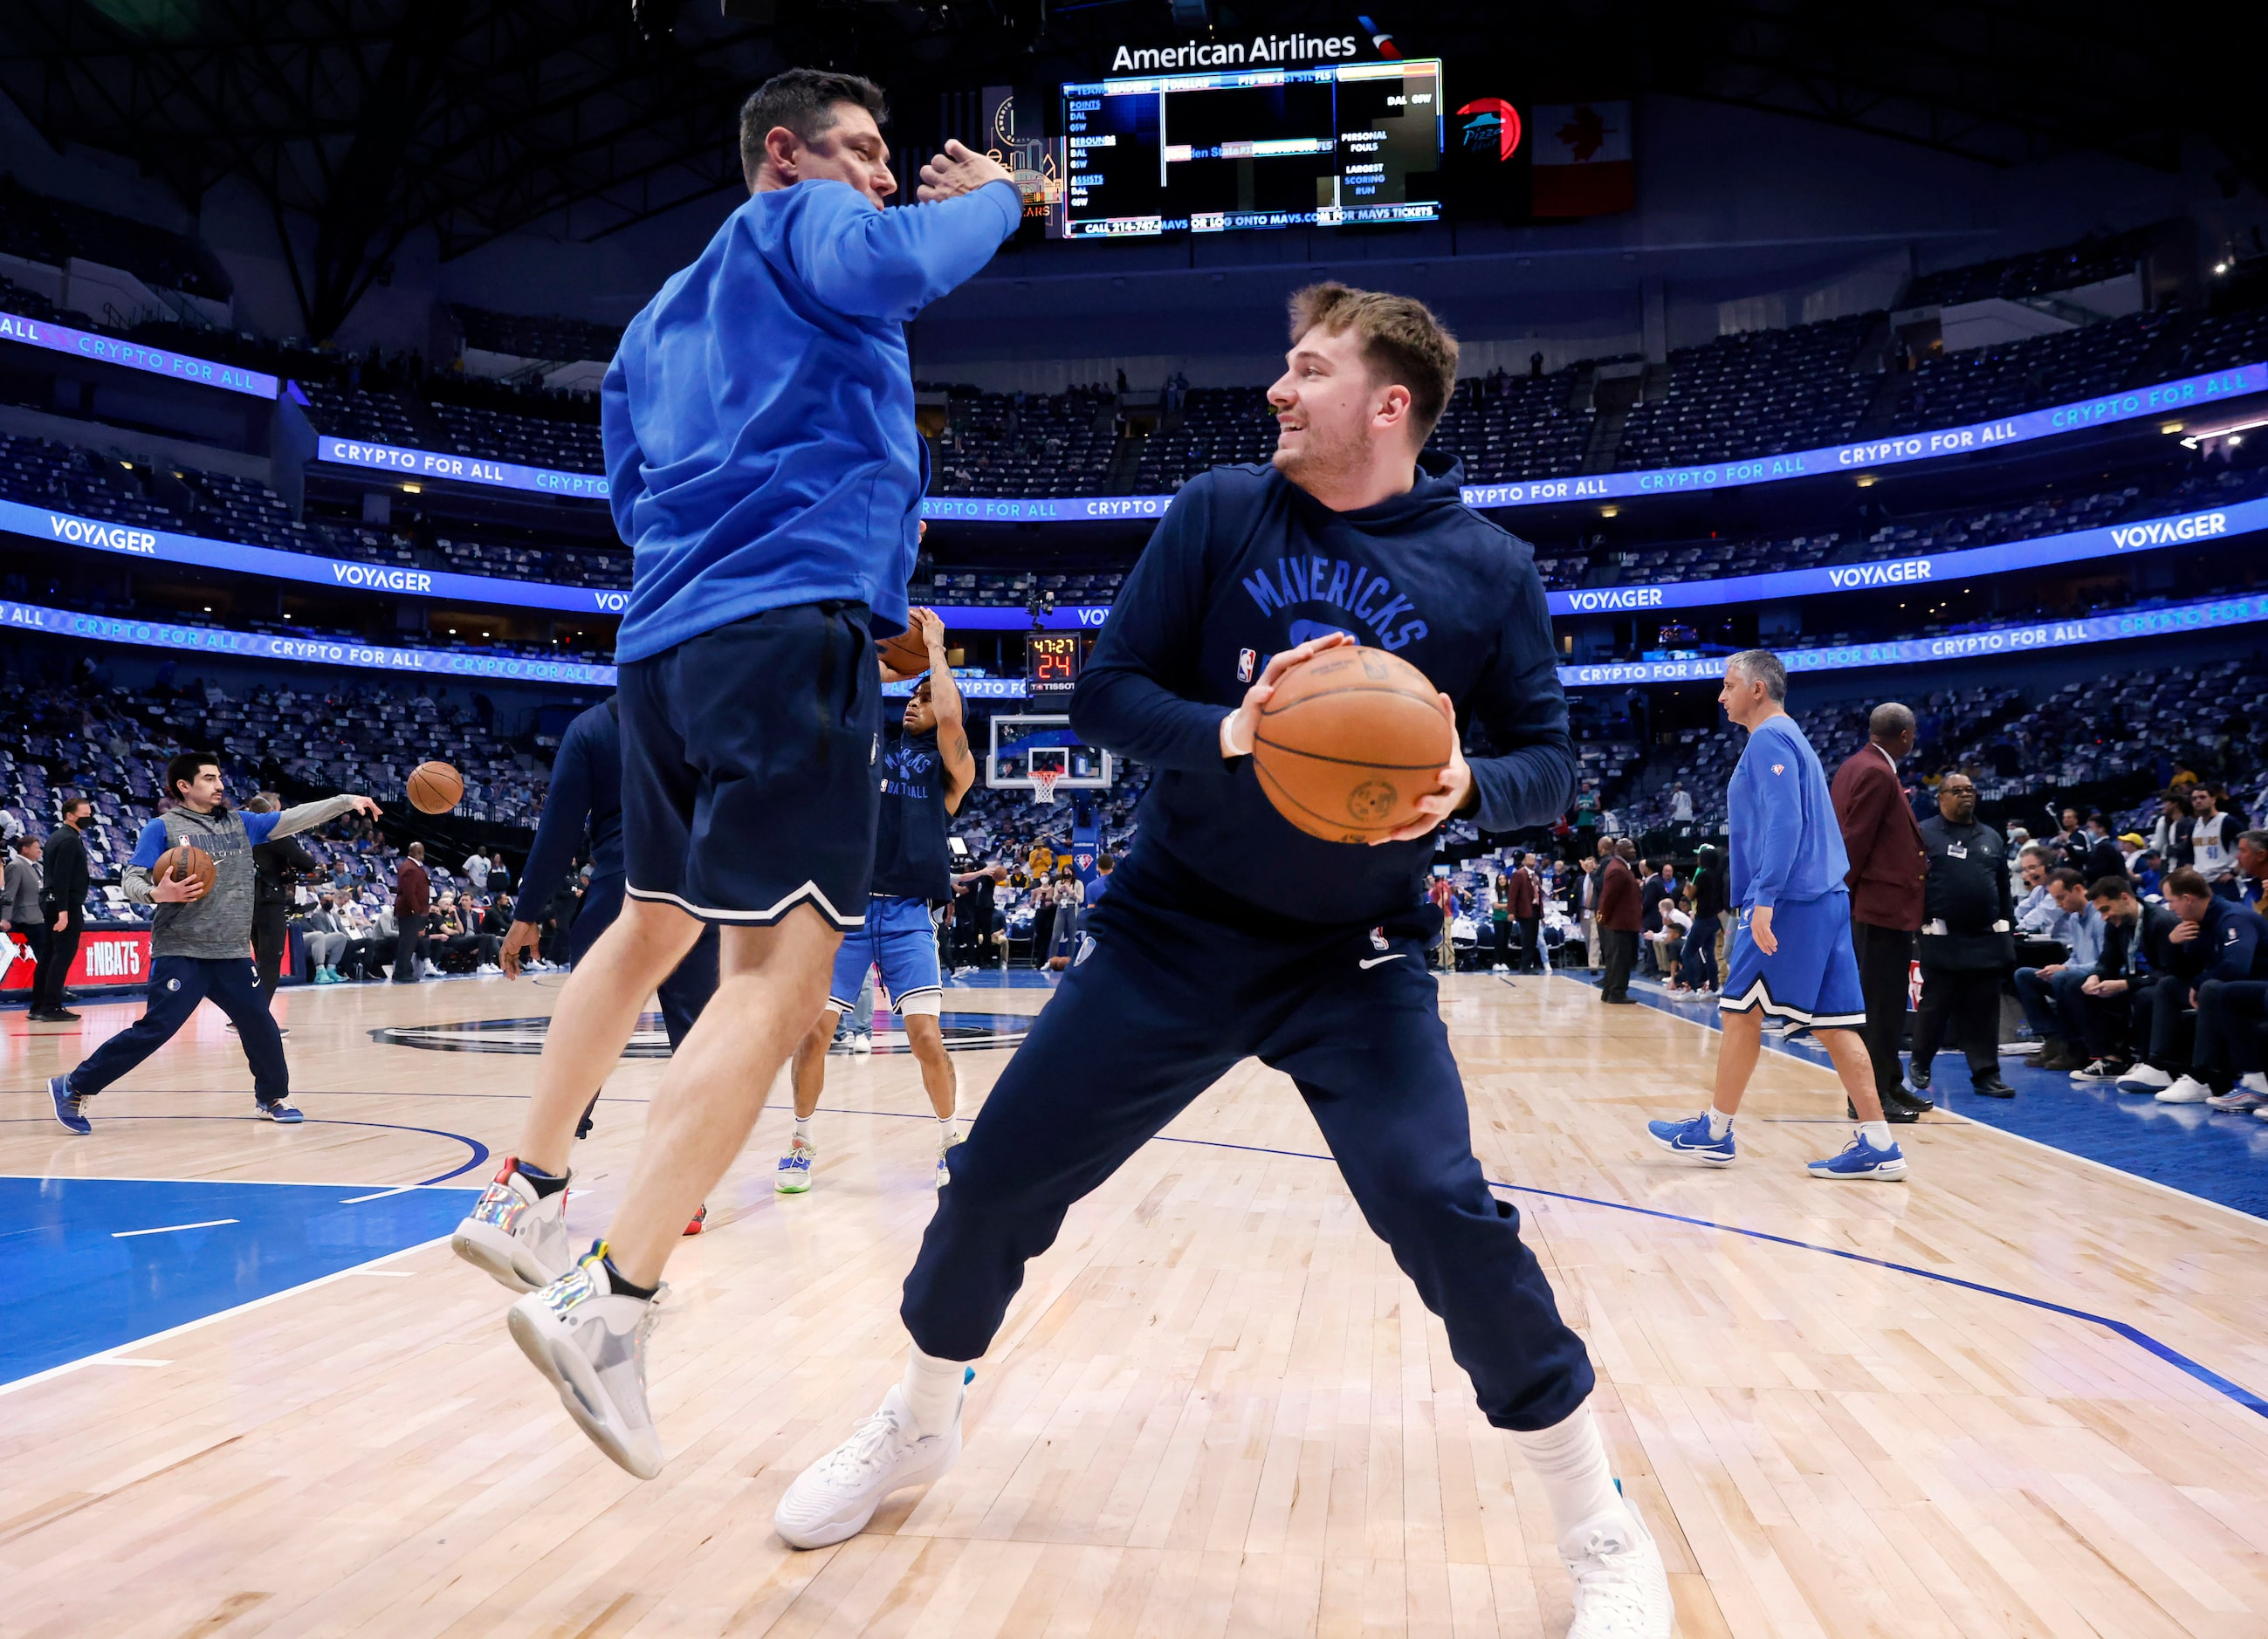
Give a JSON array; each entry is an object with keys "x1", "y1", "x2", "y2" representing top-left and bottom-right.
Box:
[{"x1": 1027, "y1": 634, "x2": 1082, "y2": 694}]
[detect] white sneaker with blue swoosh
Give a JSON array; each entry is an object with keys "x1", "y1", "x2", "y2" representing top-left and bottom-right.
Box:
[{"x1": 1646, "y1": 1112, "x2": 1735, "y2": 1166}]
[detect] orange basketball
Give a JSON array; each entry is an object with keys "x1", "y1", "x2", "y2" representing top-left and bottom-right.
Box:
[
  {"x1": 154, "y1": 842, "x2": 216, "y2": 898},
  {"x1": 877, "y1": 624, "x2": 931, "y2": 676},
  {"x1": 407, "y1": 760, "x2": 464, "y2": 814},
  {"x1": 1250, "y1": 647, "x2": 1454, "y2": 844}
]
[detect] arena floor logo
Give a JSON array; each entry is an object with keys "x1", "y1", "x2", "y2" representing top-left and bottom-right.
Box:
[{"x1": 369, "y1": 1010, "x2": 1037, "y2": 1056}]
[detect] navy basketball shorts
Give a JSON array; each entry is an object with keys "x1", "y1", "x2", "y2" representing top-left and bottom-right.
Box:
[
  {"x1": 620, "y1": 601, "x2": 882, "y2": 929},
  {"x1": 1720, "y1": 889, "x2": 1866, "y2": 1027},
  {"x1": 828, "y1": 895, "x2": 943, "y2": 1017}
]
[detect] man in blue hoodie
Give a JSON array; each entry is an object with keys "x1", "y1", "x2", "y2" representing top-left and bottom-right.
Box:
[
  {"x1": 775, "y1": 284, "x2": 1673, "y2": 1637},
  {"x1": 466, "y1": 67, "x2": 1023, "y2": 1481},
  {"x1": 1646, "y1": 652, "x2": 1910, "y2": 1181}
]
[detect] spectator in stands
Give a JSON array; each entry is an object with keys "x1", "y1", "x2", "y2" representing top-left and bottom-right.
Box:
[
  {"x1": 1670, "y1": 783, "x2": 1693, "y2": 826},
  {"x1": 2151, "y1": 792, "x2": 2191, "y2": 868},
  {"x1": 1639, "y1": 860, "x2": 1676, "y2": 977},
  {"x1": 1596, "y1": 839, "x2": 1640, "y2": 1004},
  {"x1": 2012, "y1": 869, "x2": 2103, "y2": 1071},
  {"x1": 2117, "y1": 868, "x2": 2268, "y2": 1101},
  {"x1": 2012, "y1": 845, "x2": 2055, "y2": 930},
  {"x1": 31, "y1": 798, "x2": 92, "y2": 1022},
  {"x1": 2073, "y1": 876, "x2": 2173, "y2": 1080},
  {"x1": 487, "y1": 850, "x2": 511, "y2": 894},
  {"x1": 340, "y1": 901, "x2": 391, "y2": 981},
  {"x1": 1427, "y1": 872, "x2": 1455, "y2": 971},
  {"x1": 1830, "y1": 703, "x2": 1929, "y2": 1119},
  {"x1": 1910, "y1": 771, "x2": 2016, "y2": 1098},
  {"x1": 3, "y1": 835, "x2": 45, "y2": 989},
  {"x1": 393, "y1": 841, "x2": 430, "y2": 984},
  {"x1": 2134, "y1": 849, "x2": 2166, "y2": 897},
  {"x1": 2188, "y1": 785, "x2": 2241, "y2": 897},
  {"x1": 1089, "y1": 853, "x2": 1115, "y2": 902},
  {"x1": 2079, "y1": 814, "x2": 2125, "y2": 882},
  {"x1": 1575, "y1": 854, "x2": 1600, "y2": 971},
  {"x1": 298, "y1": 894, "x2": 351, "y2": 984},
  {"x1": 1507, "y1": 854, "x2": 1543, "y2": 974},
  {"x1": 465, "y1": 850, "x2": 491, "y2": 893}
]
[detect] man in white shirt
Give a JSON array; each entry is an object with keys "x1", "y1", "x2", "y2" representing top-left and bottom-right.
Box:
[
  {"x1": 1670, "y1": 783, "x2": 1693, "y2": 825},
  {"x1": 465, "y1": 851, "x2": 491, "y2": 892}
]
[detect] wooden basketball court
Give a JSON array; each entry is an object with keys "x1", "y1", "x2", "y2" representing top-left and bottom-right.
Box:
[{"x1": 5, "y1": 969, "x2": 2266, "y2": 1636}]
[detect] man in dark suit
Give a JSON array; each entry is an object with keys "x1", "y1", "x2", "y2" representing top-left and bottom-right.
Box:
[
  {"x1": 1911, "y1": 771, "x2": 2017, "y2": 1096},
  {"x1": 1506, "y1": 853, "x2": 1543, "y2": 972},
  {"x1": 31, "y1": 798, "x2": 93, "y2": 1022},
  {"x1": 1596, "y1": 837, "x2": 1641, "y2": 1003},
  {"x1": 393, "y1": 841, "x2": 430, "y2": 984},
  {"x1": 1830, "y1": 703, "x2": 1932, "y2": 1120}
]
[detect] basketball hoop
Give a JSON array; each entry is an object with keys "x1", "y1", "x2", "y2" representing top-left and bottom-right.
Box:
[{"x1": 1032, "y1": 767, "x2": 1061, "y2": 805}]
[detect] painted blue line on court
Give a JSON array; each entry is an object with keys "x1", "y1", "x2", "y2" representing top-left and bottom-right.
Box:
[
  {"x1": 0, "y1": 1114, "x2": 490, "y2": 1186},
  {"x1": 0, "y1": 1176, "x2": 480, "y2": 1385}
]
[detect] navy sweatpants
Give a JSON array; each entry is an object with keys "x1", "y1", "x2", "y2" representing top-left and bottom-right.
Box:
[
  {"x1": 69, "y1": 953, "x2": 290, "y2": 1106},
  {"x1": 901, "y1": 846, "x2": 1596, "y2": 1432}
]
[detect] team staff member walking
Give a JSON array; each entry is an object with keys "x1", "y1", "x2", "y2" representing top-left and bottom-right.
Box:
[
  {"x1": 777, "y1": 284, "x2": 1673, "y2": 1636},
  {"x1": 47, "y1": 754, "x2": 378, "y2": 1133},
  {"x1": 1595, "y1": 837, "x2": 1640, "y2": 1002},
  {"x1": 1909, "y1": 771, "x2": 2017, "y2": 1097},
  {"x1": 31, "y1": 798, "x2": 92, "y2": 1022},
  {"x1": 449, "y1": 67, "x2": 1023, "y2": 1481},
  {"x1": 393, "y1": 842, "x2": 431, "y2": 983},
  {"x1": 1647, "y1": 651, "x2": 1911, "y2": 1180},
  {"x1": 1830, "y1": 703, "x2": 1931, "y2": 1120}
]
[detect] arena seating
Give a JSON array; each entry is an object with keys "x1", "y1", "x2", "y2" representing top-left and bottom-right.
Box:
[
  {"x1": 1615, "y1": 313, "x2": 1880, "y2": 470},
  {"x1": 1886, "y1": 310, "x2": 2170, "y2": 434},
  {"x1": 931, "y1": 388, "x2": 1117, "y2": 498},
  {"x1": 0, "y1": 178, "x2": 231, "y2": 302},
  {"x1": 1902, "y1": 228, "x2": 2155, "y2": 309},
  {"x1": 450, "y1": 305, "x2": 624, "y2": 364},
  {"x1": 1433, "y1": 372, "x2": 1595, "y2": 482},
  {"x1": 430, "y1": 399, "x2": 605, "y2": 471}
]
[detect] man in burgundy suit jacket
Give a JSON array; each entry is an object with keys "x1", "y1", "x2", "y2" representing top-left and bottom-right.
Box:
[
  {"x1": 1595, "y1": 838, "x2": 1643, "y2": 1003},
  {"x1": 1506, "y1": 854, "x2": 1543, "y2": 971},
  {"x1": 1829, "y1": 703, "x2": 1931, "y2": 1118}
]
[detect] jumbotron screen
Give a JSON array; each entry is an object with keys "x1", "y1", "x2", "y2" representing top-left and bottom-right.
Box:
[{"x1": 1061, "y1": 59, "x2": 1445, "y2": 238}]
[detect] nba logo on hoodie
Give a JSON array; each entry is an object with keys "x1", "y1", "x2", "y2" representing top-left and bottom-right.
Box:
[{"x1": 1237, "y1": 648, "x2": 1255, "y2": 682}]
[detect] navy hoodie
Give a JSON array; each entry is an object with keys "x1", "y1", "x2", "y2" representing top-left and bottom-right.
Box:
[{"x1": 1071, "y1": 456, "x2": 1574, "y2": 926}]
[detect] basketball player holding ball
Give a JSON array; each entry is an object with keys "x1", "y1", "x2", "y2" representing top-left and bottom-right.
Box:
[
  {"x1": 447, "y1": 68, "x2": 1021, "y2": 1479},
  {"x1": 776, "y1": 285, "x2": 1674, "y2": 1636},
  {"x1": 48, "y1": 753, "x2": 379, "y2": 1133}
]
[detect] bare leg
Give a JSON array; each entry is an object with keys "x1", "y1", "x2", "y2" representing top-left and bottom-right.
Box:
[
  {"x1": 520, "y1": 900, "x2": 703, "y2": 1175},
  {"x1": 602, "y1": 906, "x2": 839, "y2": 1286},
  {"x1": 791, "y1": 1007, "x2": 842, "y2": 1120},
  {"x1": 903, "y1": 1013, "x2": 958, "y2": 1120},
  {"x1": 1711, "y1": 1007, "x2": 1763, "y2": 1118},
  {"x1": 1817, "y1": 1025, "x2": 1887, "y2": 1123}
]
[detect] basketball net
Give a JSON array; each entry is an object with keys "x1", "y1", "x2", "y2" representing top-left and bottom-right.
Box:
[{"x1": 1033, "y1": 767, "x2": 1061, "y2": 805}]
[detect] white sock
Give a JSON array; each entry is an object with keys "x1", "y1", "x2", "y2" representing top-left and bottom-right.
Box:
[
  {"x1": 901, "y1": 1345, "x2": 968, "y2": 1438},
  {"x1": 1706, "y1": 1108, "x2": 1733, "y2": 1140},
  {"x1": 1509, "y1": 1402, "x2": 1631, "y2": 1559},
  {"x1": 1859, "y1": 1119, "x2": 1893, "y2": 1149},
  {"x1": 938, "y1": 1114, "x2": 959, "y2": 1144},
  {"x1": 792, "y1": 1115, "x2": 813, "y2": 1147}
]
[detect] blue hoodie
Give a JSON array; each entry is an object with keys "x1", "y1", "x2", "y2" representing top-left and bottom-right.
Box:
[
  {"x1": 604, "y1": 177, "x2": 1021, "y2": 661},
  {"x1": 1726, "y1": 712, "x2": 1849, "y2": 909},
  {"x1": 1070, "y1": 456, "x2": 1573, "y2": 926}
]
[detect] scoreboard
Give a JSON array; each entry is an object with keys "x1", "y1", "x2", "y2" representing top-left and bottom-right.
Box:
[
  {"x1": 1026, "y1": 633, "x2": 1083, "y2": 698},
  {"x1": 1062, "y1": 59, "x2": 1445, "y2": 238}
]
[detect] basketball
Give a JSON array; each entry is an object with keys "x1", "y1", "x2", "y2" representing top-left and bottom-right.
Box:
[
  {"x1": 154, "y1": 841, "x2": 216, "y2": 897},
  {"x1": 407, "y1": 760, "x2": 464, "y2": 814},
  {"x1": 1251, "y1": 647, "x2": 1454, "y2": 844},
  {"x1": 877, "y1": 624, "x2": 931, "y2": 676}
]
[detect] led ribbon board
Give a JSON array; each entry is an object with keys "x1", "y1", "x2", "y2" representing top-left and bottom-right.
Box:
[
  {"x1": 306, "y1": 362, "x2": 2268, "y2": 513},
  {"x1": 0, "y1": 312, "x2": 278, "y2": 399}
]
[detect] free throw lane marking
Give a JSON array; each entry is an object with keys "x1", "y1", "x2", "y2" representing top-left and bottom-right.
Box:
[{"x1": 112, "y1": 1218, "x2": 238, "y2": 1238}]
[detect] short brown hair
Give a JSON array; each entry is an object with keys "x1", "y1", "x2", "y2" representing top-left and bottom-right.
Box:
[
  {"x1": 739, "y1": 69, "x2": 889, "y2": 187},
  {"x1": 2164, "y1": 866, "x2": 2210, "y2": 899},
  {"x1": 1287, "y1": 282, "x2": 1458, "y2": 443}
]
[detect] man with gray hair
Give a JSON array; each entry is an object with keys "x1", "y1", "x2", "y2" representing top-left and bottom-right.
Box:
[
  {"x1": 1829, "y1": 701, "x2": 1931, "y2": 1119},
  {"x1": 1648, "y1": 652, "x2": 1911, "y2": 1178}
]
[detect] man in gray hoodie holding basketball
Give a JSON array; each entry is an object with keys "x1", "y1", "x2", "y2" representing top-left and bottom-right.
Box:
[{"x1": 49, "y1": 751, "x2": 378, "y2": 1135}]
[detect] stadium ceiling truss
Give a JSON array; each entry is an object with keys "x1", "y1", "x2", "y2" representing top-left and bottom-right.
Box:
[{"x1": 0, "y1": 0, "x2": 2252, "y2": 341}]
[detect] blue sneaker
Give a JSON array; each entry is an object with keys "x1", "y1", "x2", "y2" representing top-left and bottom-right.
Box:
[
  {"x1": 1646, "y1": 1113, "x2": 1735, "y2": 1166},
  {"x1": 775, "y1": 1135, "x2": 815, "y2": 1193},
  {"x1": 257, "y1": 1099, "x2": 306, "y2": 1124},
  {"x1": 1806, "y1": 1131, "x2": 1908, "y2": 1181},
  {"x1": 49, "y1": 1074, "x2": 90, "y2": 1135}
]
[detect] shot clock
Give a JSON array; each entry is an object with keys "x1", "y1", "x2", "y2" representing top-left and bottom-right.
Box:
[{"x1": 1027, "y1": 634, "x2": 1083, "y2": 699}]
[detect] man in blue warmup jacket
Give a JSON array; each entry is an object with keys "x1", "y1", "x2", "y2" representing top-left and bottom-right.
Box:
[
  {"x1": 450, "y1": 66, "x2": 1022, "y2": 1481},
  {"x1": 1646, "y1": 651, "x2": 1911, "y2": 1181},
  {"x1": 776, "y1": 285, "x2": 1674, "y2": 1637}
]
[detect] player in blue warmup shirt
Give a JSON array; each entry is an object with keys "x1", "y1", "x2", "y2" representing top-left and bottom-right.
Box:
[
  {"x1": 1646, "y1": 651, "x2": 1912, "y2": 1181},
  {"x1": 782, "y1": 607, "x2": 973, "y2": 1194},
  {"x1": 450, "y1": 67, "x2": 1023, "y2": 1482},
  {"x1": 776, "y1": 285, "x2": 1674, "y2": 1637}
]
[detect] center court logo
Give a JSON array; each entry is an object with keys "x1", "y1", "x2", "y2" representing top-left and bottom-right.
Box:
[{"x1": 370, "y1": 1010, "x2": 1035, "y2": 1056}]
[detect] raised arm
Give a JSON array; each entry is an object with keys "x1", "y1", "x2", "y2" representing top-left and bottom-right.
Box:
[
  {"x1": 915, "y1": 608, "x2": 978, "y2": 814},
  {"x1": 250, "y1": 792, "x2": 375, "y2": 842},
  {"x1": 780, "y1": 177, "x2": 1021, "y2": 324}
]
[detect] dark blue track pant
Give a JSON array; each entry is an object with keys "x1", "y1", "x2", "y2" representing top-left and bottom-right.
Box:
[
  {"x1": 901, "y1": 847, "x2": 1596, "y2": 1432},
  {"x1": 68, "y1": 953, "x2": 290, "y2": 1106}
]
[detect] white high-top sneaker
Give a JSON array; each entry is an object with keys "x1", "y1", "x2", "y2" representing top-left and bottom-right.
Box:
[
  {"x1": 507, "y1": 1250, "x2": 666, "y2": 1479},
  {"x1": 1564, "y1": 1505, "x2": 1674, "y2": 1638},
  {"x1": 450, "y1": 1159, "x2": 574, "y2": 1292}
]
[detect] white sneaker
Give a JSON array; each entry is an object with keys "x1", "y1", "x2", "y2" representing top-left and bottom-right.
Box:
[
  {"x1": 774, "y1": 1383, "x2": 963, "y2": 1549},
  {"x1": 935, "y1": 1128, "x2": 963, "y2": 1189},
  {"x1": 507, "y1": 1251, "x2": 665, "y2": 1479},
  {"x1": 2115, "y1": 1062, "x2": 2172, "y2": 1093},
  {"x1": 1564, "y1": 1506, "x2": 1674, "y2": 1637},
  {"x1": 851, "y1": 1032, "x2": 874, "y2": 1055},
  {"x1": 451, "y1": 1160, "x2": 574, "y2": 1292},
  {"x1": 2156, "y1": 1074, "x2": 2213, "y2": 1104},
  {"x1": 776, "y1": 1135, "x2": 816, "y2": 1193}
]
